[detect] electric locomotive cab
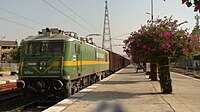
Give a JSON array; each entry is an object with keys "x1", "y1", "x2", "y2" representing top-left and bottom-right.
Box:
[
  {"x1": 17, "y1": 28, "x2": 72, "y2": 101},
  {"x1": 21, "y1": 40, "x2": 64, "y2": 76}
]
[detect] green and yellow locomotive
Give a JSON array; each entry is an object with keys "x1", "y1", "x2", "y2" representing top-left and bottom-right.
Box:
[{"x1": 17, "y1": 28, "x2": 109, "y2": 101}]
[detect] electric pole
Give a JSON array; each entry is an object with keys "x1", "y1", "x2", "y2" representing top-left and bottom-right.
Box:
[{"x1": 102, "y1": 0, "x2": 112, "y2": 51}]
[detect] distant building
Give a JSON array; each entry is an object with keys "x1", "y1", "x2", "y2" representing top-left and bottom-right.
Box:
[{"x1": 0, "y1": 40, "x2": 18, "y2": 63}]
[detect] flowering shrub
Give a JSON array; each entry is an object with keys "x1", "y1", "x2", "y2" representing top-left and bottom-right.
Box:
[
  {"x1": 182, "y1": 0, "x2": 200, "y2": 11},
  {"x1": 124, "y1": 16, "x2": 200, "y2": 93},
  {"x1": 124, "y1": 16, "x2": 200, "y2": 62}
]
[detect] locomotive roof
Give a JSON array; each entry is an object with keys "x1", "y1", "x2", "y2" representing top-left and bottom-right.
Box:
[
  {"x1": 24, "y1": 28, "x2": 77, "y2": 42},
  {"x1": 23, "y1": 28, "x2": 108, "y2": 53}
]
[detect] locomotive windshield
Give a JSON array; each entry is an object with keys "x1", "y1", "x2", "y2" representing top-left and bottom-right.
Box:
[{"x1": 25, "y1": 41, "x2": 64, "y2": 56}]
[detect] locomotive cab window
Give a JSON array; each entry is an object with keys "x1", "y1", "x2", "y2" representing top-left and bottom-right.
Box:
[
  {"x1": 25, "y1": 42, "x2": 42, "y2": 55},
  {"x1": 25, "y1": 41, "x2": 64, "y2": 56},
  {"x1": 49, "y1": 41, "x2": 64, "y2": 55}
]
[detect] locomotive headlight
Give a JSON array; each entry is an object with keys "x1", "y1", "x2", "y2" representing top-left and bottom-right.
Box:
[
  {"x1": 53, "y1": 80, "x2": 63, "y2": 90},
  {"x1": 17, "y1": 80, "x2": 25, "y2": 89},
  {"x1": 40, "y1": 61, "x2": 47, "y2": 67}
]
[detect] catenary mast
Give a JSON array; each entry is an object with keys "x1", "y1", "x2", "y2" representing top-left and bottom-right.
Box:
[{"x1": 102, "y1": 0, "x2": 112, "y2": 51}]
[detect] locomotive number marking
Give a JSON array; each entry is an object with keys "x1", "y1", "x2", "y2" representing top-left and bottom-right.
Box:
[
  {"x1": 24, "y1": 71, "x2": 34, "y2": 74},
  {"x1": 48, "y1": 70, "x2": 60, "y2": 74}
]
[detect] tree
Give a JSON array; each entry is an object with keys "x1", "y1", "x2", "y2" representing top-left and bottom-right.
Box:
[
  {"x1": 124, "y1": 16, "x2": 200, "y2": 94},
  {"x1": 182, "y1": 0, "x2": 200, "y2": 11},
  {"x1": 11, "y1": 40, "x2": 23, "y2": 63}
]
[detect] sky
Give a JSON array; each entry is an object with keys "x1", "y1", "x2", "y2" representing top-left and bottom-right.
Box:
[{"x1": 0, "y1": 0, "x2": 198, "y2": 55}]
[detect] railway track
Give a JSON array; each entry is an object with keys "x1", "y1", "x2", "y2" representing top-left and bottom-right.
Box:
[
  {"x1": 0, "y1": 88, "x2": 21, "y2": 102},
  {"x1": 0, "y1": 82, "x2": 17, "y2": 92},
  {"x1": 0, "y1": 88, "x2": 61, "y2": 111},
  {"x1": 20, "y1": 101, "x2": 58, "y2": 111},
  {"x1": 0, "y1": 88, "x2": 26, "y2": 111},
  {"x1": 8, "y1": 100, "x2": 60, "y2": 111},
  {"x1": 10, "y1": 101, "x2": 35, "y2": 112},
  {"x1": 0, "y1": 90, "x2": 46, "y2": 111}
]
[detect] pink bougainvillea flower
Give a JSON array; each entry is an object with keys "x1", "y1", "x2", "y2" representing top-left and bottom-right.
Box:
[
  {"x1": 157, "y1": 19, "x2": 162, "y2": 23},
  {"x1": 161, "y1": 43, "x2": 166, "y2": 49},
  {"x1": 123, "y1": 16, "x2": 200, "y2": 64},
  {"x1": 163, "y1": 32, "x2": 172, "y2": 37},
  {"x1": 141, "y1": 33, "x2": 145, "y2": 36},
  {"x1": 182, "y1": 0, "x2": 188, "y2": 4},
  {"x1": 195, "y1": 37, "x2": 199, "y2": 41},
  {"x1": 137, "y1": 38, "x2": 141, "y2": 42},
  {"x1": 166, "y1": 44, "x2": 171, "y2": 48},
  {"x1": 195, "y1": 2, "x2": 200, "y2": 11},
  {"x1": 130, "y1": 32, "x2": 133, "y2": 35},
  {"x1": 151, "y1": 48, "x2": 156, "y2": 52},
  {"x1": 184, "y1": 42, "x2": 189, "y2": 45},
  {"x1": 142, "y1": 44, "x2": 147, "y2": 49},
  {"x1": 159, "y1": 33, "x2": 163, "y2": 37},
  {"x1": 183, "y1": 48, "x2": 189, "y2": 54},
  {"x1": 170, "y1": 40, "x2": 176, "y2": 44}
]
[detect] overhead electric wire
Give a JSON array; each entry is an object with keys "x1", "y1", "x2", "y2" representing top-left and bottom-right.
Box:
[
  {"x1": 42, "y1": 0, "x2": 92, "y2": 32},
  {"x1": 0, "y1": 17, "x2": 38, "y2": 30},
  {"x1": 112, "y1": 33, "x2": 130, "y2": 39},
  {"x1": 58, "y1": 0, "x2": 101, "y2": 33},
  {"x1": 0, "y1": 7, "x2": 47, "y2": 27},
  {"x1": 112, "y1": 38, "x2": 125, "y2": 40}
]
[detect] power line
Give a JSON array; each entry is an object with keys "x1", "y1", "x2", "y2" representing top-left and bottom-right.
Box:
[
  {"x1": 0, "y1": 36, "x2": 6, "y2": 41},
  {"x1": 58, "y1": 0, "x2": 101, "y2": 33},
  {"x1": 0, "y1": 17, "x2": 37, "y2": 30},
  {"x1": 112, "y1": 44, "x2": 124, "y2": 46},
  {"x1": 0, "y1": 7, "x2": 47, "y2": 27},
  {"x1": 112, "y1": 33, "x2": 130, "y2": 39},
  {"x1": 112, "y1": 38, "x2": 125, "y2": 40},
  {"x1": 86, "y1": 33, "x2": 102, "y2": 40},
  {"x1": 42, "y1": 0, "x2": 92, "y2": 32}
]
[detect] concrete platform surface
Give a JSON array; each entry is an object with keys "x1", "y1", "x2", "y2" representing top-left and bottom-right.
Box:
[{"x1": 44, "y1": 66, "x2": 200, "y2": 112}]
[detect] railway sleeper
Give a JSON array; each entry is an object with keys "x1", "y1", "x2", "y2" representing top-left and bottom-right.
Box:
[
  {"x1": 0, "y1": 87, "x2": 17, "y2": 92},
  {"x1": 0, "y1": 83, "x2": 16, "y2": 87},
  {"x1": 0, "y1": 84, "x2": 17, "y2": 92},
  {"x1": 0, "y1": 85, "x2": 17, "y2": 88}
]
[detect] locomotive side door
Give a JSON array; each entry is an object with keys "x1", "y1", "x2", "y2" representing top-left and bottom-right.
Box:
[{"x1": 75, "y1": 43, "x2": 82, "y2": 76}]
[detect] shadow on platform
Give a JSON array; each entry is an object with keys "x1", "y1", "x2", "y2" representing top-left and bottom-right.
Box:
[
  {"x1": 122, "y1": 66, "x2": 134, "y2": 69},
  {"x1": 99, "y1": 80, "x2": 150, "y2": 85},
  {"x1": 115, "y1": 72, "x2": 136, "y2": 74},
  {"x1": 77, "y1": 91, "x2": 161, "y2": 101},
  {"x1": 115, "y1": 71, "x2": 145, "y2": 74}
]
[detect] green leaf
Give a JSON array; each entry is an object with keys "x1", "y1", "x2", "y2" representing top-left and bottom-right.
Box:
[
  {"x1": 194, "y1": 0, "x2": 198, "y2": 5},
  {"x1": 186, "y1": 2, "x2": 192, "y2": 7}
]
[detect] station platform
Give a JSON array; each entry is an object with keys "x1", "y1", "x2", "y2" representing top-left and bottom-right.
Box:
[
  {"x1": 0, "y1": 71, "x2": 17, "y2": 85},
  {"x1": 44, "y1": 65, "x2": 200, "y2": 112}
]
